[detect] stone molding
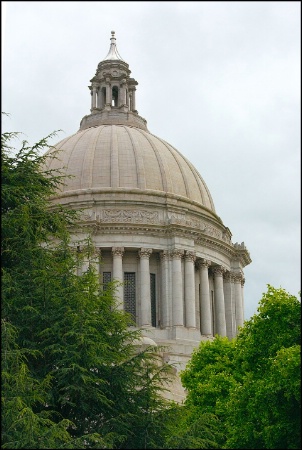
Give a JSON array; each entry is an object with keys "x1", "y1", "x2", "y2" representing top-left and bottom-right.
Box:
[
  {"x1": 76, "y1": 211, "x2": 250, "y2": 267},
  {"x1": 86, "y1": 222, "x2": 238, "y2": 262}
]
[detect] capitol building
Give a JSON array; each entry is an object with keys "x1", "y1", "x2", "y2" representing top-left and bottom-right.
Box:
[{"x1": 44, "y1": 32, "x2": 251, "y2": 400}]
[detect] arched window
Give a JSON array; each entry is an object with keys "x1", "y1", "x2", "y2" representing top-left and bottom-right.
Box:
[{"x1": 112, "y1": 86, "x2": 119, "y2": 107}]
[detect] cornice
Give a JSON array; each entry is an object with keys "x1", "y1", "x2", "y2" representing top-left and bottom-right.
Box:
[{"x1": 73, "y1": 217, "x2": 250, "y2": 267}]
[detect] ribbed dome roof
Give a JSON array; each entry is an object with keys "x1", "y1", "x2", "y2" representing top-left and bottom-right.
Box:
[{"x1": 45, "y1": 124, "x2": 215, "y2": 212}]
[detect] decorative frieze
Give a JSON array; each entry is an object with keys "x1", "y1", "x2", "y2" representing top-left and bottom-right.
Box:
[
  {"x1": 102, "y1": 209, "x2": 159, "y2": 224},
  {"x1": 79, "y1": 209, "x2": 250, "y2": 265},
  {"x1": 81, "y1": 209, "x2": 231, "y2": 243}
]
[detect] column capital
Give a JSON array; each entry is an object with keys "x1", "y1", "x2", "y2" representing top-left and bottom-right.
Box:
[
  {"x1": 223, "y1": 271, "x2": 232, "y2": 282},
  {"x1": 184, "y1": 250, "x2": 196, "y2": 262},
  {"x1": 138, "y1": 248, "x2": 153, "y2": 259},
  {"x1": 160, "y1": 250, "x2": 170, "y2": 261},
  {"x1": 112, "y1": 247, "x2": 124, "y2": 257},
  {"x1": 212, "y1": 265, "x2": 226, "y2": 276},
  {"x1": 232, "y1": 270, "x2": 243, "y2": 283},
  {"x1": 241, "y1": 276, "x2": 245, "y2": 287},
  {"x1": 196, "y1": 258, "x2": 211, "y2": 269},
  {"x1": 170, "y1": 249, "x2": 184, "y2": 259}
]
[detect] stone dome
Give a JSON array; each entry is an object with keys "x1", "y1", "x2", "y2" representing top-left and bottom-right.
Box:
[{"x1": 45, "y1": 124, "x2": 215, "y2": 213}]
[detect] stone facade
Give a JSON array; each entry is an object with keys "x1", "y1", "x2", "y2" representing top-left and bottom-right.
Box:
[{"x1": 44, "y1": 32, "x2": 251, "y2": 401}]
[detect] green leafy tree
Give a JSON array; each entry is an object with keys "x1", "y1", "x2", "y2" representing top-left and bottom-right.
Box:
[
  {"x1": 154, "y1": 403, "x2": 223, "y2": 449},
  {"x1": 225, "y1": 286, "x2": 301, "y2": 449},
  {"x1": 180, "y1": 336, "x2": 237, "y2": 447},
  {"x1": 180, "y1": 285, "x2": 301, "y2": 450}
]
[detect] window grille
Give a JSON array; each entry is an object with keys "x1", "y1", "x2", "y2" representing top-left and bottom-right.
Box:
[
  {"x1": 150, "y1": 273, "x2": 156, "y2": 327},
  {"x1": 124, "y1": 272, "x2": 136, "y2": 324},
  {"x1": 103, "y1": 272, "x2": 112, "y2": 291}
]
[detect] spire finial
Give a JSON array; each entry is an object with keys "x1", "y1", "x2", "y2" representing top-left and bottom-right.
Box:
[{"x1": 103, "y1": 30, "x2": 124, "y2": 61}]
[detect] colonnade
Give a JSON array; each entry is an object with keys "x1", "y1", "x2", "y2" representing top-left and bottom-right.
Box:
[
  {"x1": 90, "y1": 83, "x2": 136, "y2": 111},
  {"x1": 80, "y1": 246, "x2": 245, "y2": 338}
]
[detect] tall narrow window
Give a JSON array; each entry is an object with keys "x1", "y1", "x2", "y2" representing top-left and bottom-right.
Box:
[
  {"x1": 124, "y1": 272, "x2": 136, "y2": 324},
  {"x1": 150, "y1": 273, "x2": 156, "y2": 327},
  {"x1": 103, "y1": 272, "x2": 112, "y2": 291},
  {"x1": 101, "y1": 87, "x2": 106, "y2": 108},
  {"x1": 112, "y1": 86, "x2": 119, "y2": 107}
]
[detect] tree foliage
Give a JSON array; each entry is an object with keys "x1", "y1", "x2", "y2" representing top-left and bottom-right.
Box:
[
  {"x1": 181, "y1": 286, "x2": 301, "y2": 449},
  {"x1": 225, "y1": 285, "x2": 301, "y2": 449}
]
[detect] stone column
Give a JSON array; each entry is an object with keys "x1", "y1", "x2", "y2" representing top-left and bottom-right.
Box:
[
  {"x1": 97, "y1": 87, "x2": 101, "y2": 109},
  {"x1": 234, "y1": 271, "x2": 244, "y2": 331},
  {"x1": 224, "y1": 271, "x2": 234, "y2": 339},
  {"x1": 241, "y1": 275, "x2": 245, "y2": 322},
  {"x1": 106, "y1": 81, "x2": 111, "y2": 106},
  {"x1": 171, "y1": 249, "x2": 184, "y2": 327},
  {"x1": 100, "y1": 86, "x2": 106, "y2": 109},
  {"x1": 160, "y1": 251, "x2": 170, "y2": 328},
  {"x1": 138, "y1": 248, "x2": 152, "y2": 327},
  {"x1": 112, "y1": 247, "x2": 124, "y2": 309},
  {"x1": 92, "y1": 85, "x2": 97, "y2": 109},
  {"x1": 132, "y1": 88, "x2": 136, "y2": 111},
  {"x1": 213, "y1": 266, "x2": 227, "y2": 337},
  {"x1": 90, "y1": 89, "x2": 93, "y2": 111},
  {"x1": 119, "y1": 81, "x2": 126, "y2": 106},
  {"x1": 184, "y1": 251, "x2": 196, "y2": 328},
  {"x1": 198, "y1": 259, "x2": 212, "y2": 335}
]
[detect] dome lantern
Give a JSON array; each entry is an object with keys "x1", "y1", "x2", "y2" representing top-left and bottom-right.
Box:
[{"x1": 85, "y1": 31, "x2": 140, "y2": 127}]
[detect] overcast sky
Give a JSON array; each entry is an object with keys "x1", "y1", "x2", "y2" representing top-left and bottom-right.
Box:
[{"x1": 2, "y1": 1, "x2": 301, "y2": 320}]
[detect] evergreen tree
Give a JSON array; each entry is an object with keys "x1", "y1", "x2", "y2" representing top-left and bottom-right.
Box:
[{"x1": 1, "y1": 128, "x2": 174, "y2": 449}]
